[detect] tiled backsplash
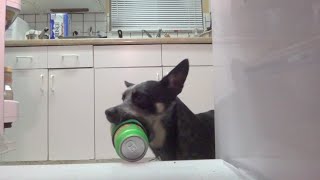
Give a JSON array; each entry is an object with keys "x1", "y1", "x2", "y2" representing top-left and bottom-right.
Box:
[{"x1": 18, "y1": 12, "x2": 211, "y2": 38}]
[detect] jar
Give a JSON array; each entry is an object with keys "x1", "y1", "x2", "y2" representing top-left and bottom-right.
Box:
[{"x1": 4, "y1": 67, "x2": 14, "y2": 100}]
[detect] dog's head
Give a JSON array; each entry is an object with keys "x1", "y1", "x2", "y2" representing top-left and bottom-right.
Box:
[{"x1": 105, "y1": 59, "x2": 189, "y2": 148}]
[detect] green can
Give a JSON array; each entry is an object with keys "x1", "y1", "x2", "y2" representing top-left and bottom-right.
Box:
[{"x1": 111, "y1": 119, "x2": 149, "y2": 162}]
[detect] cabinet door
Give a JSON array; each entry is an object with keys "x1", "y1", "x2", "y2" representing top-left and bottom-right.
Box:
[
  {"x1": 162, "y1": 44, "x2": 213, "y2": 66},
  {"x1": 94, "y1": 45, "x2": 162, "y2": 68},
  {"x1": 2, "y1": 69, "x2": 48, "y2": 161},
  {"x1": 48, "y1": 69, "x2": 94, "y2": 160},
  {"x1": 95, "y1": 68, "x2": 162, "y2": 160},
  {"x1": 163, "y1": 66, "x2": 215, "y2": 114}
]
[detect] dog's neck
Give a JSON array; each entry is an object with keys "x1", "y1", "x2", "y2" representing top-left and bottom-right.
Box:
[
  {"x1": 150, "y1": 98, "x2": 215, "y2": 161},
  {"x1": 150, "y1": 98, "x2": 202, "y2": 160}
]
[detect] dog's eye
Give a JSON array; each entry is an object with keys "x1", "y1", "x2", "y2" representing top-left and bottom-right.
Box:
[
  {"x1": 122, "y1": 94, "x2": 125, "y2": 101},
  {"x1": 133, "y1": 92, "x2": 146, "y2": 102},
  {"x1": 132, "y1": 92, "x2": 152, "y2": 109}
]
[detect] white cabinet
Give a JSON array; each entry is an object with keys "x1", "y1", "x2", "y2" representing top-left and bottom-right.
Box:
[
  {"x1": 162, "y1": 44, "x2": 213, "y2": 66},
  {"x1": 95, "y1": 68, "x2": 162, "y2": 159},
  {"x1": 48, "y1": 69, "x2": 94, "y2": 160},
  {"x1": 5, "y1": 47, "x2": 48, "y2": 69},
  {"x1": 2, "y1": 43, "x2": 214, "y2": 162},
  {"x1": 163, "y1": 66, "x2": 215, "y2": 114},
  {"x1": 2, "y1": 69, "x2": 48, "y2": 161},
  {"x1": 48, "y1": 46, "x2": 93, "y2": 68},
  {"x1": 94, "y1": 45, "x2": 162, "y2": 67}
]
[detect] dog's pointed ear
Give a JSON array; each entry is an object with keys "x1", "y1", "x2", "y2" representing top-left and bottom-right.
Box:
[
  {"x1": 124, "y1": 81, "x2": 135, "y2": 88},
  {"x1": 161, "y1": 59, "x2": 189, "y2": 96}
]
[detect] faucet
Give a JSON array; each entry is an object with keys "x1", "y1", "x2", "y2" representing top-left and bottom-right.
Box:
[
  {"x1": 88, "y1": 26, "x2": 93, "y2": 36},
  {"x1": 38, "y1": 27, "x2": 49, "y2": 39},
  {"x1": 142, "y1": 30, "x2": 152, "y2": 38},
  {"x1": 156, "y1": 28, "x2": 162, "y2": 38},
  {"x1": 142, "y1": 29, "x2": 162, "y2": 38}
]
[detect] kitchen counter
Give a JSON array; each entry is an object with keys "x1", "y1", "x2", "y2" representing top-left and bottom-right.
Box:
[{"x1": 5, "y1": 37, "x2": 212, "y2": 47}]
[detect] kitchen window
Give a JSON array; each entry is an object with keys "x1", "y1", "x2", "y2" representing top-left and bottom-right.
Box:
[{"x1": 110, "y1": 0, "x2": 203, "y2": 31}]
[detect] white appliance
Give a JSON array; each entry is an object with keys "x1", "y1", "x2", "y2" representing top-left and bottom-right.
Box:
[
  {"x1": 213, "y1": 0, "x2": 320, "y2": 179},
  {"x1": 0, "y1": 0, "x2": 21, "y2": 154},
  {"x1": 5, "y1": 17, "x2": 29, "y2": 40}
]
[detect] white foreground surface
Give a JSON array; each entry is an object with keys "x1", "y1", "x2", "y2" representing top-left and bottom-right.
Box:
[{"x1": 0, "y1": 160, "x2": 246, "y2": 180}]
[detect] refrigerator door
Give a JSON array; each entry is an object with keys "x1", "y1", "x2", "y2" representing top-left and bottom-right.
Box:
[{"x1": 213, "y1": 0, "x2": 320, "y2": 179}]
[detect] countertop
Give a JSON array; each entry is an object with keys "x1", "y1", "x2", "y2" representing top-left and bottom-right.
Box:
[{"x1": 5, "y1": 37, "x2": 212, "y2": 47}]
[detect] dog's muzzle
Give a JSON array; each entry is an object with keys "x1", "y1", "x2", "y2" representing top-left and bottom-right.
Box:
[{"x1": 105, "y1": 107, "x2": 119, "y2": 123}]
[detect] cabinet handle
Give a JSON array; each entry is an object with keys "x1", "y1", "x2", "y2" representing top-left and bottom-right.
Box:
[
  {"x1": 40, "y1": 74, "x2": 44, "y2": 93},
  {"x1": 50, "y1": 75, "x2": 55, "y2": 92},
  {"x1": 156, "y1": 73, "x2": 160, "y2": 80},
  {"x1": 61, "y1": 54, "x2": 79, "y2": 61},
  {"x1": 16, "y1": 56, "x2": 33, "y2": 62}
]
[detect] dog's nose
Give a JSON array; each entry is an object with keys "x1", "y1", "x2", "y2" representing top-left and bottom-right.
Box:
[{"x1": 105, "y1": 108, "x2": 118, "y2": 123}]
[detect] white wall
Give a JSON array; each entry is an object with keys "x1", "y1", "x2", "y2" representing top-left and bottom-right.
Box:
[
  {"x1": 17, "y1": 12, "x2": 211, "y2": 38},
  {"x1": 213, "y1": 0, "x2": 320, "y2": 179}
]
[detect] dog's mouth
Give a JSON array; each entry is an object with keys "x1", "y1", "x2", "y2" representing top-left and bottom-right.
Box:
[{"x1": 105, "y1": 107, "x2": 154, "y2": 141}]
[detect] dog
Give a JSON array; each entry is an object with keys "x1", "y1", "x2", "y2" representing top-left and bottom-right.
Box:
[{"x1": 105, "y1": 59, "x2": 215, "y2": 161}]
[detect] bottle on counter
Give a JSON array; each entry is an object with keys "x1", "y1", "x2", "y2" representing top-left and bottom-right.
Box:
[{"x1": 4, "y1": 67, "x2": 14, "y2": 100}]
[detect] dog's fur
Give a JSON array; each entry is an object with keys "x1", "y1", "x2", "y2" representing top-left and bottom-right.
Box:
[{"x1": 105, "y1": 59, "x2": 215, "y2": 160}]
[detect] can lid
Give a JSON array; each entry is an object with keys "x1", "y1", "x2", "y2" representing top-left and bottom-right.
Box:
[
  {"x1": 120, "y1": 136, "x2": 148, "y2": 162},
  {"x1": 111, "y1": 119, "x2": 148, "y2": 147},
  {"x1": 112, "y1": 120, "x2": 149, "y2": 162}
]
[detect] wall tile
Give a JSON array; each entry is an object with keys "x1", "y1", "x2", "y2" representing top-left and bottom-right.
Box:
[
  {"x1": 35, "y1": 23, "x2": 49, "y2": 30},
  {"x1": 96, "y1": 13, "x2": 107, "y2": 21},
  {"x1": 71, "y1": 22, "x2": 83, "y2": 33},
  {"x1": 28, "y1": 23, "x2": 36, "y2": 29},
  {"x1": 84, "y1": 14, "x2": 95, "y2": 21},
  {"x1": 24, "y1": 15, "x2": 36, "y2": 23},
  {"x1": 84, "y1": 22, "x2": 96, "y2": 35},
  {"x1": 36, "y1": 14, "x2": 48, "y2": 22},
  {"x1": 71, "y1": 14, "x2": 84, "y2": 22},
  {"x1": 96, "y1": 22, "x2": 107, "y2": 33}
]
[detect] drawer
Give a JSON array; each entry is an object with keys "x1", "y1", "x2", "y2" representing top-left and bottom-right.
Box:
[
  {"x1": 162, "y1": 44, "x2": 213, "y2": 66},
  {"x1": 48, "y1": 45, "x2": 93, "y2": 68},
  {"x1": 94, "y1": 45, "x2": 161, "y2": 67},
  {"x1": 5, "y1": 47, "x2": 48, "y2": 69}
]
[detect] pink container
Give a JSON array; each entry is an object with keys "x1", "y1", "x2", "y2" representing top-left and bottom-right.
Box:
[{"x1": 0, "y1": 0, "x2": 21, "y2": 135}]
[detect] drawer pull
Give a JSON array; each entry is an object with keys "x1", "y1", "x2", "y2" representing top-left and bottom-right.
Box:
[
  {"x1": 61, "y1": 54, "x2": 79, "y2": 61},
  {"x1": 40, "y1": 74, "x2": 45, "y2": 93},
  {"x1": 16, "y1": 56, "x2": 33, "y2": 62},
  {"x1": 50, "y1": 75, "x2": 55, "y2": 92}
]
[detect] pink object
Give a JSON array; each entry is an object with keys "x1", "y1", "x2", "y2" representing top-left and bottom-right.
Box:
[
  {"x1": 4, "y1": 100, "x2": 19, "y2": 123},
  {"x1": 0, "y1": 0, "x2": 21, "y2": 135},
  {"x1": 0, "y1": 0, "x2": 5, "y2": 135},
  {"x1": 6, "y1": 0, "x2": 21, "y2": 10}
]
